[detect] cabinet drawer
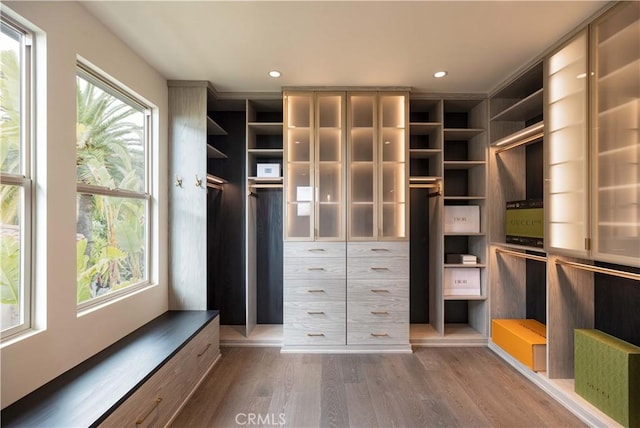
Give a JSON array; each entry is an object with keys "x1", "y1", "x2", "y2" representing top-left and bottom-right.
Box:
[
  {"x1": 347, "y1": 241, "x2": 409, "y2": 258},
  {"x1": 347, "y1": 302, "x2": 408, "y2": 324},
  {"x1": 284, "y1": 301, "x2": 345, "y2": 324},
  {"x1": 284, "y1": 241, "x2": 346, "y2": 258},
  {"x1": 284, "y1": 279, "x2": 345, "y2": 302},
  {"x1": 284, "y1": 257, "x2": 345, "y2": 279},
  {"x1": 101, "y1": 317, "x2": 219, "y2": 427},
  {"x1": 347, "y1": 280, "x2": 408, "y2": 303},
  {"x1": 347, "y1": 323, "x2": 409, "y2": 346},
  {"x1": 284, "y1": 322, "x2": 346, "y2": 346},
  {"x1": 346, "y1": 257, "x2": 409, "y2": 279}
]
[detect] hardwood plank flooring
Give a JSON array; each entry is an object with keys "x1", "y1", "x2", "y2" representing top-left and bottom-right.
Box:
[{"x1": 171, "y1": 347, "x2": 584, "y2": 428}]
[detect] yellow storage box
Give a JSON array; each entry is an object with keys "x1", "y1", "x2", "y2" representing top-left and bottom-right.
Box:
[{"x1": 492, "y1": 319, "x2": 547, "y2": 371}]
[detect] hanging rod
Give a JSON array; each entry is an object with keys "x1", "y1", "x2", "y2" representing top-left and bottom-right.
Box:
[
  {"x1": 206, "y1": 182, "x2": 223, "y2": 191},
  {"x1": 493, "y1": 122, "x2": 544, "y2": 154},
  {"x1": 409, "y1": 183, "x2": 440, "y2": 189},
  {"x1": 555, "y1": 259, "x2": 640, "y2": 282},
  {"x1": 495, "y1": 247, "x2": 547, "y2": 263}
]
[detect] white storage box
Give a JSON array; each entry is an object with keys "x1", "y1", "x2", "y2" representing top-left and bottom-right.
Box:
[
  {"x1": 257, "y1": 163, "x2": 280, "y2": 178},
  {"x1": 444, "y1": 268, "x2": 481, "y2": 296},
  {"x1": 444, "y1": 205, "x2": 480, "y2": 233}
]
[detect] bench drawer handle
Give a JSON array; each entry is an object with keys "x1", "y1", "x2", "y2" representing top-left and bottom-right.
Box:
[
  {"x1": 371, "y1": 311, "x2": 389, "y2": 315},
  {"x1": 371, "y1": 248, "x2": 389, "y2": 252},
  {"x1": 307, "y1": 333, "x2": 325, "y2": 337},
  {"x1": 136, "y1": 397, "x2": 163, "y2": 425},
  {"x1": 307, "y1": 289, "x2": 325, "y2": 293},
  {"x1": 307, "y1": 311, "x2": 325, "y2": 315},
  {"x1": 197, "y1": 343, "x2": 212, "y2": 357},
  {"x1": 371, "y1": 333, "x2": 389, "y2": 337},
  {"x1": 307, "y1": 267, "x2": 325, "y2": 271},
  {"x1": 371, "y1": 289, "x2": 389, "y2": 293},
  {"x1": 308, "y1": 248, "x2": 326, "y2": 252},
  {"x1": 371, "y1": 267, "x2": 390, "y2": 271}
]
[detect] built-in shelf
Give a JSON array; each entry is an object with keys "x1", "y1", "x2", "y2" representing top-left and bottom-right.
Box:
[
  {"x1": 445, "y1": 232, "x2": 485, "y2": 237},
  {"x1": 443, "y1": 128, "x2": 485, "y2": 138},
  {"x1": 207, "y1": 116, "x2": 227, "y2": 136},
  {"x1": 444, "y1": 263, "x2": 487, "y2": 268},
  {"x1": 409, "y1": 148, "x2": 441, "y2": 158},
  {"x1": 248, "y1": 176, "x2": 283, "y2": 183},
  {"x1": 247, "y1": 122, "x2": 283, "y2": 134},
  {"x1": 409, "y1": 122, "x2": 441, "y2": 135},
  {"x1": 409, "y1": 176, "x2": 440, "y2": 183},
  {"x1": 443, "y1": 196, "x2": 486, "y2": 200},
  {"x1": 207, "y1": 144, "x2": 227, "y2": 159},
  {"x1": 247, "y1": 148, "x2": 283, "y2": 158},
  {"x1": 491, "y1": 241, "x2": 546, "y2": 254},
  {"x1": 443, "y1": 160, "x2": 486, "y2": 169},
  {"x1": 490, "y1": 88, "x2": 544, "y2": 122}
]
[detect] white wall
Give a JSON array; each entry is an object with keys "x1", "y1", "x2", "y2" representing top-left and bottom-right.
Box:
[{"x1": 1, "y1": 1, "x2": 168, "y2": 408}]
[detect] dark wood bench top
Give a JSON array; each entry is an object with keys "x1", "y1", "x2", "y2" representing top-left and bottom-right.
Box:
[{"x1": 1, "y1": 310, "x2": 219, "y2": 427}]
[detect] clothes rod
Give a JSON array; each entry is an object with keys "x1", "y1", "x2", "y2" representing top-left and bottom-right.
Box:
[
  {"x1": 555, "y1": 259, "x2": 640, "y2": 282},
  {"x1": 495, "y1": 247, "x2": 547, "y2": 263},
  {"x1": 409, "y1": 183, "x2": 440, "y2": 189},
  {"x1": 206, "y1": 182, "x2": 223, "y2": 191}
]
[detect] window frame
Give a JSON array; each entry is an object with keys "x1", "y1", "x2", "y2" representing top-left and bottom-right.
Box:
[
  {"x1": 0, "y1": 14, "x2": 34, "y2": 339},
  {"x1": 75, "y1": 62, "x2": 153, "y2": 312}
]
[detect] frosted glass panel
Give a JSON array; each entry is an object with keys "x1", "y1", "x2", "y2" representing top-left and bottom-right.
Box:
[
  {"x1": 318, "y1": 129, "x2": 341, "y2": 162},
  {"x1": 382, "y1": 129, "x2": 405, "y2": 162},
  {"x1": 287, "y1": 163, "x2": 312, "y2": 202},
  {"x1": 351, "y1": 129, "x2": 374, "y2": 162},
  {"x1": 288, "y1": 129, "x2": 311, "y2": 162},
  {"x1": 593, "y1": 2, "x2": 640, "y2": 262},
  {"x1": 547, "y1": 31, "x2": 589, "y2": 253},
  {"x1": 288, "y1": 95, "x2": 311, "y2": 127},
  {"x1": 382, "y1": 203, "x2": 406, "y2": 238},
  {"x1": 350, "y1": 204, "x2": 374, "y2": 237},
  {"x1": 318, "y1": 163, "x2": 341, "y2": 203},
  {"x1": 351, "y1": 164, "x2": 374, "y2": 202},
  {"x1": 287, "y1": 203, "x2": 311, "y2": 238},
  {"x1": 382, "y1": 164, "x2": 406, "y2": 203},
  {"x1": 351, "y1": 95, "x2": 374, "y2": 127},
  {"x1": 318, "y1": 95, "x2": 342, "y2": 128},
  {"x1": 381, "y1": 95, "x2": 405, "y2": 128},
  {"x1": 318, "y1": 204, "x2": 341, "y2": 238}
]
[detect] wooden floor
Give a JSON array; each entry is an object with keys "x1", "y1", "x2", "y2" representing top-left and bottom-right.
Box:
[{"x1": 172, "y1": 347, "x2": 584, "y2": 428}]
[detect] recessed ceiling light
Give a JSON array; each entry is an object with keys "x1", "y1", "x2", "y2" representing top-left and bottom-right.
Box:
[
  {"x1": 434, "y1": 71, "x2": 448, "y2": 78},
  {"x1": 269, "y1": 70, "x2": 281, "y2": 78}
]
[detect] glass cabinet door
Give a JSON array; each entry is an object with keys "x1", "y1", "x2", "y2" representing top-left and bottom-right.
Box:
[
  {"x1": 316, "y1": 93, "x2": 345, "y2": 239},
  {"x1": 379, "y1": 94, "x2": 408, "y2": 239},
  {"x1": 591, "y1": 2, "x2": 640, "y2": 265},
  {"x1": 285, "y1": 93, "x2": 314, "y2": 239},
  {"x1": 348, "y1": 94, "x2": 376, "y2": 239},
  {"x1": 546, "y1": 31, "x2": 589, "y2": 256}
]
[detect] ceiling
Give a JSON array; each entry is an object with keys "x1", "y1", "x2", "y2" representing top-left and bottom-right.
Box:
[{"x1": 81, "y1": 1, "x2": 608, "y2": 95}]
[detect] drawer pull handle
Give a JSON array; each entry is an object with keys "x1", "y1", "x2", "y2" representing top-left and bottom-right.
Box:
[
  {"x1": 136, "y1": 397, "x2": 163, "y2": 425},
  {"x1": 371, "y1": 311, "x2": 389, "y2": 315},
  {"x1": 371, "y1": 333, "x2": 389, "y2": 337},
  {"x1": 371, "y1": 289, "x2": 390, "y2": 293},
  {"x1": 371, "y1": 267, "x2": 390, "y2": 271},
  {"x1": 307, "y1": 311, "x2": 325, "y2": 315},
  {"x1": 197, "y1": 343, "x2": 212, "y2": 357},
  {"x1": 307, "y1": 333, "x2": 325, "y2": 337},
  {"x1": 307, "y1": 289, "x2": 325, "y2": 293},
  {"x1": 371, "y1": 248, "x2": 390, "y2": 252},
  {"x1": 308, "y1": 248, "x2": 326, "y2": 252},
  {"x1": 308, "y1": 267, "x2": 325, "y2": 271}
]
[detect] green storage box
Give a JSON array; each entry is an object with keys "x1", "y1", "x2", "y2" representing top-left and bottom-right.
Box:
[{"x1": 575, "y1": 329, "x2": 640, "y2": 427}]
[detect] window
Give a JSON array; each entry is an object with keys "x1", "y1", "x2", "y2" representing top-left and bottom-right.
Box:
[
  {"x1": 76, "y1": 64, "x2": 151, "y2": 308},
  {"x1": 1, "y1": 16, "x2": 33, "y2": 337}
]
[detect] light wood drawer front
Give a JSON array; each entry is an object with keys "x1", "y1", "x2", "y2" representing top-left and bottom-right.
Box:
[
  {"x1": 347, "y1": 241, "x2": 409, "y2": 259},
  {"x1": 347, "y1": 280, "x2": 408, "y2": 303},
  {"x1": 284, "y1": 257, "x2": 345, "y2": 279},
  {"x1": 347, "y1": 301, "x2": 408, "y2": 324},
  {"x1": 284, "y1": 323, "x2": 346, "y2": 346},
  {"x1": 284, "y1": 280, "x2": 345, "y2": 302},
  {"x1": 284, "y1": 242, "x2": 346, "y2": 258},
  {"x1": 284, "y1": 301, "x2": 345, "y2": 324},
  {"x1": 101, "y1": 318, "x2": 219, "y2": 428},
  {"x1": 346, "y1": 257, "x2": 409, "y2": 280},
  {"x1": 347, "y1": 323, "x2": 409, "y2": 345}
]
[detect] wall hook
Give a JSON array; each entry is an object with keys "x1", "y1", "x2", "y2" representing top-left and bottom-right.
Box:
[
  {"x1": 195, "y1": 175, "x2": 203, "y2": 188},
  {"x1": 175, "y1": 176, "x2": 183, "y2": 188}
]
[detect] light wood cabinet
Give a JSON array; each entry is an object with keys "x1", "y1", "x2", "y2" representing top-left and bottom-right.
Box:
[{"x1": 101, "y1": 317, "x2": 220, "y2": 427}]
